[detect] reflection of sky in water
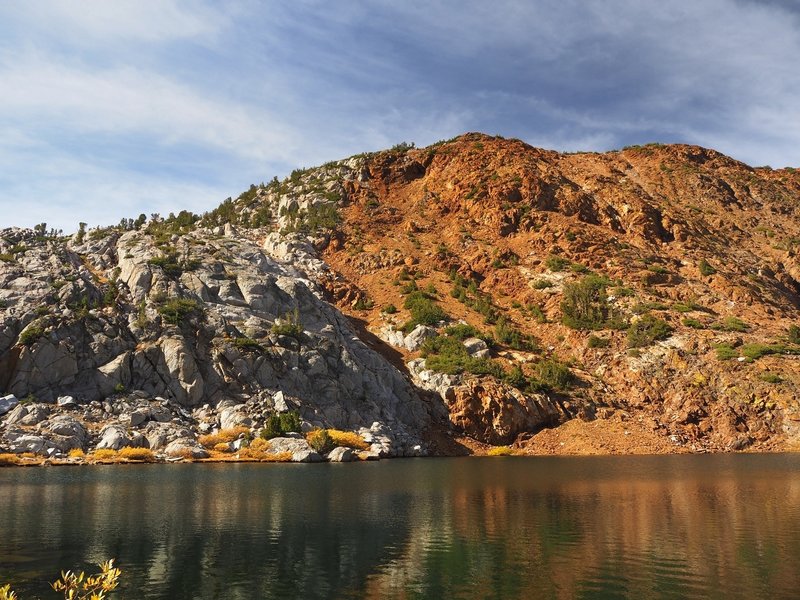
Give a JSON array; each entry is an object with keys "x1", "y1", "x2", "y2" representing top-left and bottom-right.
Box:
[{"x1": 1, "y1": 455, "x2": 799, "y2": 599}]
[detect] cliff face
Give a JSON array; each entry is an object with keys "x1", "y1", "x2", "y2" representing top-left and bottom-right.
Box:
[{"x1": 2, "y1": 133, "x2": 800, "y2": 457}]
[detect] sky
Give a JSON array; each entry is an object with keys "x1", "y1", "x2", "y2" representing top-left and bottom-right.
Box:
[{"x1": 1, "y1": 0, "x2": 799, "y2": 233}]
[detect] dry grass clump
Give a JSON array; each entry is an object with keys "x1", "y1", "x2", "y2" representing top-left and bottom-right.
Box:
[
  {"x1": 198, "y1": 426, "x2": 250, "y2": 448},
  {"x1": 265, "y1": 451, "x2": 293, "y2": 462},
  {"x1": 68, "y1": 448, "x2": 86, "y2": 459},
  {"x1": 118, "y1": 447, "x2": 155, "y2": 462},
  {"x1": 213, "y1": 442, "x2": 233, "y2": 453},
  {"x1": 249, "y1": 437, "x2": 270, "y2": 452},
  {"x1": 327, "y1": 429, "x2": 369, "y2": 450},
  {"x1": 487, "y1": 446, "x2": 515, "y2": 456},
  {"x1": 91, "y1": 448, "x2": 119, "y2": 462},
  {"x1": 0, "y1": 453, "x2": 19, "y2": 466}
]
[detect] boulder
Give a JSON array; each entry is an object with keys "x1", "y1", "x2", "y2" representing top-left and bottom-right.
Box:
[
  {"x1": 327, "y1": 446, "x2": 354, "y2": 462},
  {"x1": 267, "y1": 437, "x2": 313, "y2": 455},
  {"x1": 463, "y1": 337, "x2": 490, "y2": 358},
  {"x1": 404, "y1": 325, "x2": 437, "y2": 351},
  {"x1": 219, "y1": 406, "x2": 252, "y2": 431},
  {"x1": 128, "y1": 409, "x2": 150, "y2": 427},
  {"x1": 0, "y1": 394, "x2": 19, "y2": 416},
  {"x1": 44, "y1": 415, "x2": 87, "y2": 442},
  {"x1": 57, "y1": 395, "x2": 78, "y2": 409},
  {"x1": 164, "y1": 440, "x2": 209, "y2": 459},
  {"x1": 292, "y1": 449, "x2": 323, "y2": 463},
  {"x1": 96, "y1": 425, "x2": 131, "y2": 450}
]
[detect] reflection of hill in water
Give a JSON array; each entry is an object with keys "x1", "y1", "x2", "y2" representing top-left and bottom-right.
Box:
[{"x1": 1, "y1": 456, "x2": 799, "y2": 599}]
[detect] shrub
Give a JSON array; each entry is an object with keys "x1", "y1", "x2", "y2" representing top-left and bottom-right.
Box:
[
  {"x1": 233, "y1": 337, "x2": 262, "y2": 351},
  {"x1": 118, "y1": 447, "x2": 155, "y2": 462},
  {"x1": 213, "y1": 442, "x2": 233, "y2": 453},
  {"x1": 199, "y1": 426, "x2": 250, "y2": 448},
  {"x1": 422, "y1": 335, "x2": 503, "y2": 378},
  {"x1": 271, "y1": 309, "x2": 304, "y2": 338},
  {"x1": 279, "y1": 410, "x2": 301, "y2": 434},
  {"x1": 545, "y1": 255, "x2": 571, "y2": 272},
  {"x1": 682, "y1": 317, "x2": 705, "y2": 329},
  {"x1": 157, "y1": 297, "x2": 204, "y2": 325},
  {"x1": 444, "y1": 323, "x2": 482, "y2": 340},
  {"x1": 327, "y1": 430, "x2": 369, "y2": 450},
  {"x1": 759, "y1": 372, "x2": 782, "y2": 384},
  {"x1": 788, "y1": 325, "x2": 800, "y2": 344},
  {"x1": 266, "y1": 451, "x2": 293, "y2": 462},
  {"x1": 68, "y1": 448, "x2": 85, "y2": 459},
  {"x1": 494, "y1": 316, "x2": 532, "y2": 350},
  {"x1": 532, "y1": 279, "x2": 552, "y2": 289},
  {"x1": 92, "y1": 449, "x2": 118, "y2": 461},
  {"x1": 307, "y1": 429, "x2": 333, "y2": 454},
  {"x1": 261, "y1": 414, "x2": 283, "y2": 439},
  {"x1": 587, "y1": 335, "x2": 609, "y2": 348},
  {"x1": 250, "y1": 437, "x2": 271, "y2": 452},
  {"x1": 715, "y1": 344, "x2": 738, "y2": 360},
  {"x1": 487, "y1": 446, "x2": 514, "y2": 456},
  {"x1": 18, "y1": 324, "x2": 45, "y2": 346},
  {"x1": 382, "y1": 304, "x2": 398, "y2": 314},
  {"x1": 51, "y1": 559, "x2": 121, "y2": 600},
  {"x1": 561, "y1": 275, "x2": 610, "y2": 330},
  {"x1": 698, "y1": 259, "x2": 716, "y2": 276},
  {"x1": 403, "y1": 291, "x2": 447, "y2": 328},
  {"x1": 740, "y1": 343, "x2": 785, "y2": 361},
  {"x1": 627, "y1": 314, "x2": 672, "y2": 348},
  {"x1": 0, "y1": 453, "x2": 19, "y2": 466},
  {"x1": 712, "y1": 316, "x2": 749, "y2": 332},
  {"x1": 531, "y1": 358, "x2": 574, "y2": 391}
]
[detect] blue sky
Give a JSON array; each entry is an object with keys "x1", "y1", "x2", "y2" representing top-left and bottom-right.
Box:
[{"x1": 1, "y1": 0, "x2": 799, "y2": 232}]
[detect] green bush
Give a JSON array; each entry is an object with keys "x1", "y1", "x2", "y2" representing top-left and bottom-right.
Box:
[
  {"x1": 682, "y1": 317, "x2": 705, "y2": 329},
  {"x1": 494, "y1": 316, "x2": 532, "y2": 350},
  {"x1": 403, "y1": 291, "x2": 447, "y2": 329},
  {"x1": 279, "y1": 410, "x2": 301, "y2": 434},
  {"x1": 307, "y1": 429, "x2": 333, "y2": 454},
  {"x1": 788, "y1": 325, "x2": 800, "y2": 344},
  {"x1": 712, "y1": 316, "x2": 749, "y2": 332},
  {"x1": 545, "y1": 255, "x2": 571, "y2": 272},
  {"x1": 261, "y1": 414, "x2": 283, "y2": 439},
  {"x1": 698, "y1": 259, "x2": 716, "y2": 276},
  {"x1": 759, "y1": 372, "x2": 782, "y2": 384},
  {"x1": 18, "y1": 324, "x2": 45, "y2": 346},
  {"x1": 627, "y1": 314, "x2": 672, "y2": 348},
  {"x1": 382, "y1": 304, "x2": 398, "y2": 314},
  {"x1": 715, "y1": 343, "x2": 738, "y2": 360},
  {"x1": 561, "y1": 275, "x2": 610, "y2": 330},
  {"x1": 271, "y1": 309, "x2": 304, "y2": 338},
  {"x1": 157, "y1": 297, "x2": 204, "y2": 325},
  {"x1": 530, "y1": 358, "x2": 574, "y2": 391},
  {"x1": 233, "y1": 337, "x2": 262, "y2": 351},
  {"x1": 587, "y1": 335, "x2": 610, "y2": 348}
]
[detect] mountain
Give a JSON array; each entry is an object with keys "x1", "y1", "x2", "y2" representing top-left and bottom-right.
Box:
[{"x1": 2, "y1": 133, "x2": 799, "y2": 460}]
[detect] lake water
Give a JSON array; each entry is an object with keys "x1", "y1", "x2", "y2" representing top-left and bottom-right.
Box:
[{"x1": 1, "y1": 454, "x2": 799, "y2": 599}]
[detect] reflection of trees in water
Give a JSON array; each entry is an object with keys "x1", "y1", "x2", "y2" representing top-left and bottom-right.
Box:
[{"x1": 0, "y1": 457, "x2": 799, "y2": 599}]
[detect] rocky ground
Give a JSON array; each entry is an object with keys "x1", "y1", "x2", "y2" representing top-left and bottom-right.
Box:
[{"x1": 2, "y1": 133, "x2": 800, "y2": 463}]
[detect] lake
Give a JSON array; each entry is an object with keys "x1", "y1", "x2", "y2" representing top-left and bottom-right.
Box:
[{"x1": 1, "y1": 454, "x2": 799, "y2": 599}]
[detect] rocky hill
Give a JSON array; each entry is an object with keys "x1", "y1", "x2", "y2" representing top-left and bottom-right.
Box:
[{"x1": 2, "y1": 133, "x2": 799, "y2": 460}]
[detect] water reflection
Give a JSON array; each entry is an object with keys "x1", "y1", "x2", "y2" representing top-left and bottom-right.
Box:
[{"x1": 1, "y1": 455, "x2": 799, "y2": 599}]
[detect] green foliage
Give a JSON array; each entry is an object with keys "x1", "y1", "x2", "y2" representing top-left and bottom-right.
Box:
[
  {"x1": 279, "y1": 411, "x2": 301, "y2": 434},
  {"x1": 422, "y1": 335, "x2": 503, "y2": 378},
  {"x1": 261, "y1": 414, "x2": 283, "y2": 439},
  {"x1": 682, "y1": 317, "x2": 705, "y2": 329},
  {"x1": 739, "y1": 343, "x2": 797, "y2": 361},
  {"x1": 530, "y1": 358, "x2": 574, "y2": 392},
  {"x1": 698, "y1": 259, "x2": 716, "y2": 276},
  {"x1": 75, "y1": 222, "x2": 87, "y2": 244},
  {"x1": 0, "y1": 254, "x2": 13, "y2": 263},
  {"x1": 759, "y1": 372, "x2": 782, "y2": 384},
  {"x1": 271, "y1": 309, "x2": 304, "y2": 338},
  {"x1": 627, "y1": 314, "x2": 672, "y2": 348},
  {"x1": 157, "y1": 297, "x2": 204, "y2": 326},
  {"x1": 712, "y1": 316, "x2": 749, "y2": 332},
  {"x1": 444, "y1": 323, "x2": 482, "y2": 341},
  {"x1": 532, "y1": 279, "x2": 552, "y2": 289},
  {"x1": 381, "y1": 304, "x2": 397, "y2": 314},
  {"x1": 788, "y1": 325, "x2": 800, "y2": 344},
  {"x1": 403, "y1": 291, "x2": 447, "y2": 329},
  {"x1": 494, "y1": 316, "x2": 533, "y2": 350},
  {"x1": 561, "y1": 275, "x2": 611, "y2": 330},
  {"x1": 233, "y1": 337, "x2": 262, "y2": 351},
  {"x1": 113, "y1": 383, "x2": 125, "y2": 393},
  {"x1": 448, "y1": 271, "x2": 500, "y2": 324},
  {"x1": 307, "y1": 429, "x2": 333, "y2": 453},
  {"x1": 715, "y1": 343, "x2": 738, "y2": 360},
  {"x1": 147, "y1": 251, "x2": 198, "y2": 278},
  {"x1": 587, "y1": 335, "x2": 610, "y2": 348},
  {"x1": 18, "y1": 324, "x2": 45, "y2": 346},
  {"x1": 280, "y1": 202, "x2": 340, "y2": 234},
  {"x1": 545, "y1": 255, "x2": 571, "y2": 272}
]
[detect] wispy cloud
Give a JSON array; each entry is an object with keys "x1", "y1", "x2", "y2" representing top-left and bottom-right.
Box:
[{"x1": 0, "y1": 1, "x2": 798, "y2": 231}]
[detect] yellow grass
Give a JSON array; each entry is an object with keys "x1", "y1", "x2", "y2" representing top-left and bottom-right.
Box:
[
  {"x1": 0, "y1": 453, "x2": 19, "y2": 466},
  {"x1": 68, "y1": 448, "x2": 86, "y2": 459},
  {"x1": 198, "y1": 426, "x2": 250, "y2": 448},
  {"x1": 328, "y1": 429, "x2": 369, "y2": 450},
  {"x1": 118, "y1": 447, "x2": 155, "y2": 462},
  {"x1": 249, "y1": 437, "x2": 270, "y2": 452},
  {"x1": 487, "y1": 446, "x2": 515, "y2": 456},
  {"x1": 91, "y1": 449, "x2": 118, "y2": 461},
  {"x1": 265, "y1": 451, "x2": 293, "y2": 462},
  {"x1": 213, "y1": 442, "x2": 232, "y2": 453}
]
